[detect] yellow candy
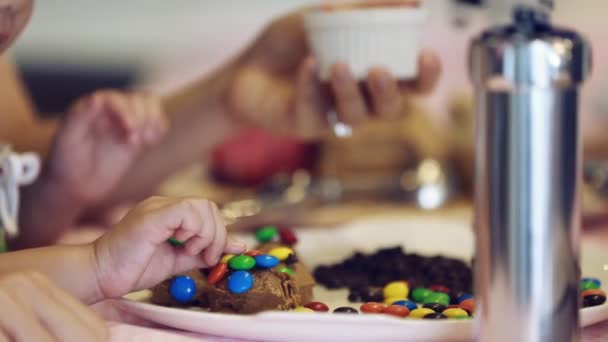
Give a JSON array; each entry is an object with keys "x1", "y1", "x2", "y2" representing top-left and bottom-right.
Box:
[
  {"x1": 293, "y1": 306, "x2": 314, "y2": 313},
  {"x1": 409, "y1": 308, "x2": 435, "y2": 319},
  {"x1": 443, "y1": 308, "x2": 469, "y2": 319},
  {"x1": 220, "y1": 254, "x2": 235, "y2": 264},
  {"x1": 268, "y1": 247, "x2": 294, "y2": 261},
  {"x1": 383, "y1": 281, "x2": 409, "y2": 300},
  {"x1": 384, "y1": 297, "x2": 408, "y2": 305}
]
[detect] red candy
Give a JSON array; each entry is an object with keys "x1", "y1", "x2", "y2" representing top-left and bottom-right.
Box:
[
  {"x1": 429, "y1": 285, "x2": 451, "y2": 294},
  {"x1": 384, "y1": 305, "x2": 410, "y2": 318},
  {"x1": 279, "y1": 228, "x2": 298, "y2": 246},
  {"x1": 304, "y1": 302, "x2": 330, "y2": 312},
  {"x1": 208, "y1": 263, "x2": 228, "y2": 285},
  {"x1": 245, "y1": 250, "x2": 263, "y2": 257},
  {"x1": 459, "y1": 299, "x2": 476, "y2": 314},
  {"x1": 360, "y1": 302, "x2": 386, "y2": 314}
]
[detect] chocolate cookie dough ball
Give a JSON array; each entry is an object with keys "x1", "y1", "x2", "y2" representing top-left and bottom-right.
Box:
[{"x1": 205, "y1": 269, "x2": 300, "y2": 314}]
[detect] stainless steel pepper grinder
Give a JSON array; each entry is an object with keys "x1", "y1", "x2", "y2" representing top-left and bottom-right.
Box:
[{"x1": 470, "y1": 2, "x2": 592, "y2": 341}]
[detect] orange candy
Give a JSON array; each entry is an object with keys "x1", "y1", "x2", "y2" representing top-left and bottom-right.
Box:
[
  {"x1": 245, "y1": 250, "x2": 263, "y2": 257},
  {"x1": 384, "y1": 305, "x2": 410, "y2": 318},
  {"x1": 208, "y1": 263, "x2": 228, "y2": 285},
  {"x1": 360, "y1": 302, "x2": 387, "y2": 314},
  {"x1": 581, "y1": 289, "x2": 606, "y2": 298},
  {"x1": 459, "y1": 299, "x2": 476, "y2": 314}
]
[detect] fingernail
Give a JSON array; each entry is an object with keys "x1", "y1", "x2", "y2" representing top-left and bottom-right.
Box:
[{"x1": 374, "y1": 75, "x2": 390, "y2": 93}]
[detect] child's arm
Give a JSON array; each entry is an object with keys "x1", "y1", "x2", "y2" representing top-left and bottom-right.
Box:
[
  {"x1": 0, "y1": 196, "x2": 246, "y2": 304},
  {"x1": 0, "y1": 271, "x2": 108, "y2": 342},
  {"x1": 12, "y1": 91, "x2": 167, "y2": 249}
]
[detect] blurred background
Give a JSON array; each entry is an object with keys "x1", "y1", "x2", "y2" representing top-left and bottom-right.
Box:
[{"x1": 6, "y1": 0, "x2": 608, "y2": 222}]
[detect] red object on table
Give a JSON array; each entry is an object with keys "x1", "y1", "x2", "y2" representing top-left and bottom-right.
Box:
[{"x1": 210, "y1": 129, "x2": 319, "y2": 187}]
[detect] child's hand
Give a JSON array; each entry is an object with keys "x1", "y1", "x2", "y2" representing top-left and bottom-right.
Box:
[
  {"x1": 92, "y1": 196, "x2": 246, "y2": 299},
  {"x1": 0, "y1": 271, "x2": 108, "y2": 342},
  {"x1": 45, "y1": 90, "x2": 168, "y2": 205}
]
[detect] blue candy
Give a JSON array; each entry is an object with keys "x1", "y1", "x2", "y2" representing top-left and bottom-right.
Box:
[
  {"x1": 457, "y1": 294, "x2": 474, "y2": 304},
  {"x1": 392, "y1": 300, "x2": 418, "y2": 311},
  {"x1": 254, "y1": 255, "x2": 280, "y2": 269},
  {"x1": 582, "y1": 277, "x2": 601, "y2": 288},
  {"x1": 169, "y1": 275, "x2": 197, "y2": 303},
  {"x1": 228, "y1": 271, "x2": 254, "y2": 294}
]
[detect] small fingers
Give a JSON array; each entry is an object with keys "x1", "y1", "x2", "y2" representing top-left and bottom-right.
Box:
[
  {"x1": 367, "y1": 67, "x2": 403, "y2": 120},
  {"x1": 401, "y1": 48, "x2": 441, "y2": 95},
  {"x1": 330, "y1": 62, "x2": 368, "y2": 125},
  {"x1": 200, "y1": 204, "x2": 228, "y2": 265}
]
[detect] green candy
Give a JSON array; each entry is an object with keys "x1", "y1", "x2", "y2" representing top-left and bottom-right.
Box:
[
  {"x1": 411, "y1": 288, "x2": 433, "y2": 303},
  {"x1": 255, "y1": 226, "x2": 278, "y2": 243},
  {"x1": 423, "y1": 292, "x2": 451, "y2": 307},
  {"x1": 168, "y1": 238, "x2": 185, "y2": 247},
  {"x1": 229, "y1": 255, "x2": 256, "y2": 270},
  {"x1": 581, "y1": 281, "x2": 600, "y2": 291},
  {"x1": 278, "y1": 266, "x2": 295, "y2": 276}
]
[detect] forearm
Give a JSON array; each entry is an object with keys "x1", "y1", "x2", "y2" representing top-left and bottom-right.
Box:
[
  {"x1": 0, "y1": 243, "x2": 103, "y2": 304},
  {"x1": 104, "y1": 64, "x2": 246, "y2": 204},
  {"x1": 11, "y1": 172, "x2": 84, "y2": 249}
]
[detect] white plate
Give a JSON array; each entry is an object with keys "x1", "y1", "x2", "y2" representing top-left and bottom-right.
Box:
[{"x1": 117, "y1": 216, "x2": 608, "y2": 342}]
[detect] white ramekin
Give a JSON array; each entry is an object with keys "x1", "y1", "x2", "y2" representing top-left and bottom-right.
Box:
[{"x1": 304, "y1": 6, "x2": 428, "y2": 81}]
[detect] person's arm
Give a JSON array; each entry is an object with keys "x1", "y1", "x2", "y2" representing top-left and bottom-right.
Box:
[
  {"x1": 0, "y1": 244, "x2": 102, "y2": 304},
  {"x1": 0, "y1": 56, "x2": 58, "y2": 157},
  {"x1": 104, "y1": 64, "x2": 244, "y2": 204}
]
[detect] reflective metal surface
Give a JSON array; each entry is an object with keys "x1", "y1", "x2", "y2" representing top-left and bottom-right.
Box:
[{"x1": 471, "y1": 6, "x2": 591, "y2": 342}]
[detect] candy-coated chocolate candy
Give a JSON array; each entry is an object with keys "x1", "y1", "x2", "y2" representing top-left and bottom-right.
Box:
[
  {"x1": 385, "y1": 297, "x2": 408, "y2": 305},
  {"x1": 423, "y1": 303, "x2": 446, "y2": 313},
  {"x1": 582, "y1": 277, "x2": 601, "y2": 288},
  {"x1": 581, "y1": 289, "x2": 607, "y2": 298},
  {"x1": 457, "y1": 293, "x2": 474, "y2": 304},
  {"x1": 229, "y1": 255, "x2": 256, "y2": 270},
  {"x1": 255, "y1": 226, "x2": 278, "y2": 243},
  {"x1": 583, "y1": 294, "x2": 607, "y2": 307},
  {"x1": 443, "y1": 308, "x2": 469, "y2": 319},
  {"x1": 459, "y1": 299, "x2": 476, "y2": 314},
  {"x1": 278, "y1": 266, "x2": 295, "y2": 276},
  {"x1": 208, "y1": 263, "x2": 228, "y2": 285},
  {"x1": 254, "y1": 255, "x2": 280, "y2": 269},
  {"x1": 269, "y1": 247, "x2": 294, "y2": 261},
  {"x1": 412, "y1": 288, "x2": 433, "y2": 303},
  {"x1": 334, "y1": 306, "x2": 358, "y2": 314},
  {"x1": 447, "y1": 305, "x2": 461, "y2": 310},
  {"x1": 245, "y1": 250, "x2": 263, "y2": 257},
  {"x1": 383, "y1": 281, "x2": 409, "y2": 300},
  {"x1": 220, "y1": 254, "x2": 235, "y2": 264},
  {"x1": 227, "y1": 271, "x2": 254, "y2": 294},
  {"x1": 293, "y1": 306, "x2": 315, "y2": 313},
  {"x1": 424, "y1": 313, "x2": 447, "y2": 319},
  {"x1": 392, "y1": 300, "x2": 418, "y2": 311},
  {"x1": 360, "y1": 302, "x2": 386, "y2": 314},
  {"x1": 410, "y1": 308, "x2": 435, "y2": 319},
  {"x1": 304, "y1": 302, "x2": 330, "y2": 312},
  {"x1": 169, "y1": 276, "x2": 197, "y2": 303},
  {"x1": 423, "y1": 292, "x2": 451, "y2": 307},
  {"x1": 429, "y1": 284, "x2": 451, "y2": 294},
  {"x1": 284, "y1": 253, "x2": 299, "y2": 265},
  {"x1": 581, "y1": 279, "x2": 601, "y2": 291},
  {"x1": 384, "y1": 305, "x2": 410, "y2": 318},
  {"x1": 279, "y1": 228, "x2": 298, "y2": 245},
  {"x1": 168, "y1": 238, "x2": 184, "y2": 247},
  {"x1": 361, "y1": 287, "x2": 384, "y2": 302}
]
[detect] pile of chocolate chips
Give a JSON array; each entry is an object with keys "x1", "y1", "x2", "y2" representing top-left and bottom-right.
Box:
[{"x1": 313, "y1": 246, "x2": 473, "y2": 303}]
